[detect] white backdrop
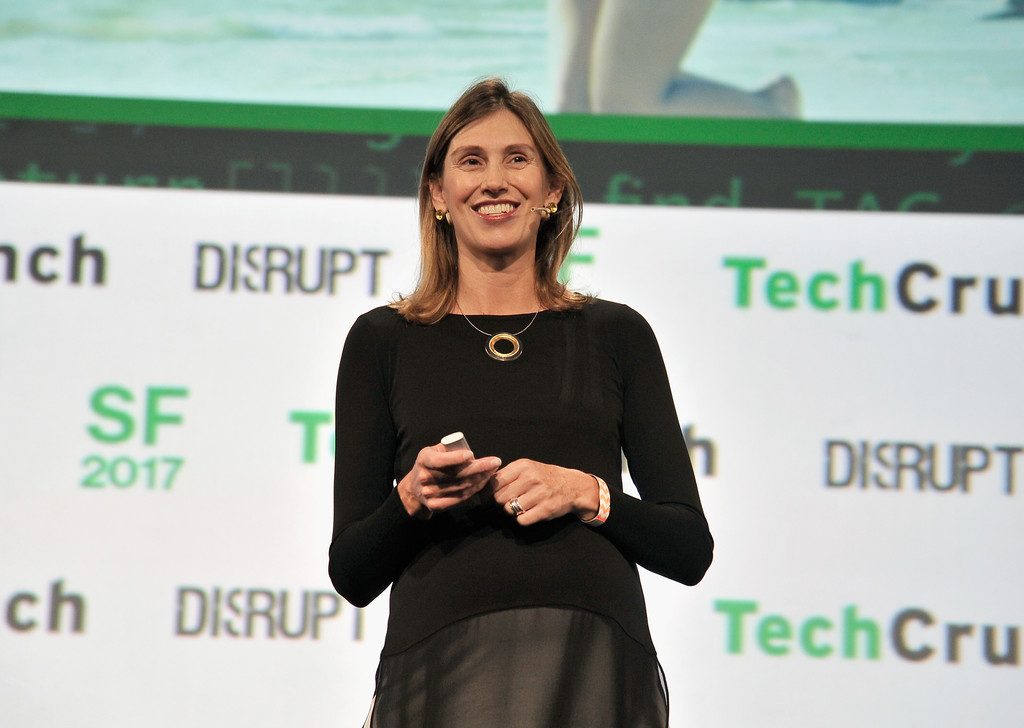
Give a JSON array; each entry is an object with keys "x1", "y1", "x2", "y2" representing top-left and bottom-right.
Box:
[{"x1": 2, "y1": 182, "x2": 1021, "y2": 726}]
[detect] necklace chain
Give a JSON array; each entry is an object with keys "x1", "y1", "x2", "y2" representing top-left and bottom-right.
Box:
[{"x1": 461, "y1": 309, "x2": 539, "y2": 338}]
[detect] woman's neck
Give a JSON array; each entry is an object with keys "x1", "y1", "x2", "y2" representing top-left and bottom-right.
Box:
[{"x1": 455, "y1": 251, "x2": 540, "y2": 315}]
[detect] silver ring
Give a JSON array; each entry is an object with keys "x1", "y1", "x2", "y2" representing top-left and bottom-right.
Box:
[{"x1": 508, "y1": 497, "x2": 524, "y2": 517}]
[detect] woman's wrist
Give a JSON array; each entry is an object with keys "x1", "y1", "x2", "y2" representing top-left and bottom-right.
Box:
[
  {"x1": 397, "y1": 477, "x2": 431, "y2": 519},
  {"x1": 572, "y1": 469, "x2": 601, "y2": 521},
  {"x1": 578, "y1": 474, "x2": 610, "y2": 526}
]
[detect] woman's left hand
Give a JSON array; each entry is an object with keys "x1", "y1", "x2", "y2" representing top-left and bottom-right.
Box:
[{"x1": 490, "y1": 459, "x2": 599, "y2": 526}]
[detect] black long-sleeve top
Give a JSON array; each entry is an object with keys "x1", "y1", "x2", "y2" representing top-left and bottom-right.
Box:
[{"x1": 328, "y1": 300, "x2": 713, "y2": 655}]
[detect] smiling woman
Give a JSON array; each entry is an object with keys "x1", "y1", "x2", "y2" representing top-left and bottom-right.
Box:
[
  {"x1": 397, "y1": 78, "x2": 587, "y2": 325},
  {"x1": 328, "y1": 78, "x2": 714, "y2": 728},
  {"x1": 429, "y1": 109, "x2": 561, "y2": 272}
]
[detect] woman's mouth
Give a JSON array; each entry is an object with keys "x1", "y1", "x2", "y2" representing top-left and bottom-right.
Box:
[{"x1": 473, "y1": 202, "x2": 518, "y2": 217}]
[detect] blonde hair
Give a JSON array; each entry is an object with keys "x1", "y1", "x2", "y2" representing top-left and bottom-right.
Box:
[{"x1": 392, "y1": 78, "x2": 588, "y2": 323}]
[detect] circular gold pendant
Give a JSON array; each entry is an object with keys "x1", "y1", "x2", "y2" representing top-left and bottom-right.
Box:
[{"x1": 486, "y1": 333, "x2": 522, "y2": 362}]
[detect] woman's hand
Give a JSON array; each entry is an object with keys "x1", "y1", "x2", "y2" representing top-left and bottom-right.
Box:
[
  {"x1": 490, "y1": 459, "x2": 600, "y2": 526},
  {"x1": 397, "y1": 443, "x2": 502, "y2": 519}
]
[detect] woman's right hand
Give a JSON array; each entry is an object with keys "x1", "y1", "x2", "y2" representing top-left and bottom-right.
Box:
[{"x1": 397, "y1": 443, "x2": 502, "y2": 519}]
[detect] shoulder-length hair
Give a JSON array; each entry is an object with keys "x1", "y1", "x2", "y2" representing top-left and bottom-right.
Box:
[{"x1": 392, "y1": 77, "x2": 588, "y2": 324}]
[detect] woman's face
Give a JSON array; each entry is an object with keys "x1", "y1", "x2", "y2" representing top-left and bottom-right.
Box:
[{"x1": 430, "y1": 109, "x2": 562, "y2": 263}]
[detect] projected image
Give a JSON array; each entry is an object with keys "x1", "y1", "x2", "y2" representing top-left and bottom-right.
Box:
[{"x1": 0, "y1": 0, "x2": 1021, "y2": 124}]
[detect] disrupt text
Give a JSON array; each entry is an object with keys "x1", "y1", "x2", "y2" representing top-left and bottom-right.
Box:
[
  {"x1": 175, "y1": 586, "x2": 358, "y2": 640},
  {"x1": 825, "y1": 439, "x2": 1021, "y2": 495},
  {"x1": 195, "y1": 243, "x2": 387, "y2": 295}
]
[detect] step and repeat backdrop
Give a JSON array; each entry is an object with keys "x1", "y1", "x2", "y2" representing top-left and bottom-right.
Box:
[{"x1": 2, "y1": 1, "x2": 1023, "y2": 727}]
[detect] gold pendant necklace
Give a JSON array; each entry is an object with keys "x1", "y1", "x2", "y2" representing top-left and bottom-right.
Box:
[{"x1": 461, "y1": 309, "x2": 540, "y2": 362}]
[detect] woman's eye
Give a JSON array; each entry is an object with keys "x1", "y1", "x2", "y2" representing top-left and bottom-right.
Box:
[{"x1": 508, "y1": 154, "x2": 529, "y2": 166}]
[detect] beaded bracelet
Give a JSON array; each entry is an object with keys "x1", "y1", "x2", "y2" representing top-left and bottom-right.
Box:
[{"x1": 579, "y1": 475, "x2": 610, "y2": 526}]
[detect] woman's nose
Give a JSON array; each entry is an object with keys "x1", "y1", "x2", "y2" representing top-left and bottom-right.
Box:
[{"x1": 481, "y1": 162, "x2": 507, "y2": 193}]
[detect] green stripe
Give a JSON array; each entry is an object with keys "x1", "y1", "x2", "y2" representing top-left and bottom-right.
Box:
[
  {"x1": 0, "y1": 92, "x2": 444, "y2": 136},
  {"x1": 2, "y1": 91, "x2": 1021, "y2": 152}
]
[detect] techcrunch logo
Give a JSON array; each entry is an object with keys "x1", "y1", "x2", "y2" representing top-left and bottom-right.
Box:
[
  {"x1": 288, "y1": 410, "x2": 717, "y2": 476},
  {"x1": 826, "y1": 439, "x2": 1022, "y2": 495},
  {"x1": 723, "y1": 257, "x2": 1022, "y2": 316},
  {"x1": 715, "y1": 599, "x2": 1020, "y2": 667},
  {"x1": 195, "y1": 243, "x2": 388, "y2": 295},
  {"x1": 175, "y1": 586, "x2": 361, "y2": 640},
  {"x1": 0, "y1": 234, "x2": 106, "y2": 286},
  {"x1": 4, "y1": 580, "x2": 86, "y2": 634}
]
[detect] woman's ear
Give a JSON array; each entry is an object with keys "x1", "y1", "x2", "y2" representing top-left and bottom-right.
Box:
[
  {"x1": 547, "y1": 176, "x2": 565, "y2": 206},
  {"x1": 429, "y1": 176, "x2": 445, "y2": 211}
]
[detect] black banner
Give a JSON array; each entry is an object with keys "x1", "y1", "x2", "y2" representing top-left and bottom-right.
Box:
[{"x1": 2, "y1": 119, "x2": 1021, "y2": 214}]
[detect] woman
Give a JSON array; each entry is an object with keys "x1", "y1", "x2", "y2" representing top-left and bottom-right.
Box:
[{"x1": 329, "y1": 78, "x2": 713, "y2": 728}]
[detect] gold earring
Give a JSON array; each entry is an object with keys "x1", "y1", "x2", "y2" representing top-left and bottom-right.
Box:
[
  {"x1": 435, "y1": 210, "x2": 445, "y2": 221},
  {"x1": 531, "y1": 202, "x2": 558, "y2": 220}
]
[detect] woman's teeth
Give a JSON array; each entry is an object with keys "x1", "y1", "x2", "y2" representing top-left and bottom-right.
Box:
[{"x1": 476, "y1": 203, "x2": 515, "y2": 215}]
